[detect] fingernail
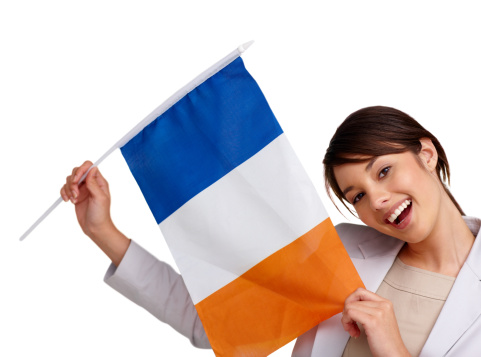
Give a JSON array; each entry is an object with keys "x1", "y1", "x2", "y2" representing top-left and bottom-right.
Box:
[
  {"x1": 72, "y1": 190, "x2": 77, "y2": 199},
  {"x1": 72, "y1": 174, "x2": 77, "y2": 182}
]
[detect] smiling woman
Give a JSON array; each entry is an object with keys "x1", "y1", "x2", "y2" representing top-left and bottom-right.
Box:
[{"x1": 292, "y1": 106, "x2": 479, "y2": 356}]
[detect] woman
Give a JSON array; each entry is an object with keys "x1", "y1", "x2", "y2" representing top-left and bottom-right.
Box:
[{"x1": 61, "y1": 106, "x2": 481, "y2": 356}]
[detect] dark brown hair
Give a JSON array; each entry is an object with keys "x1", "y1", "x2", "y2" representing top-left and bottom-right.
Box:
[{"x1": 323, "y1": 106, "x2": 464, "y2": 215}]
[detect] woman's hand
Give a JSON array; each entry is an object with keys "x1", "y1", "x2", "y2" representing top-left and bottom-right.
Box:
[
  {"x1": 341, "y1": 288, "x2": 410, "y2": 357},
  {"x1": 61, "y1": 161, "x2": 113, "y2": 237},
  {"x1": 60, "y1": 161, "x2": 130, "y2": 266}
]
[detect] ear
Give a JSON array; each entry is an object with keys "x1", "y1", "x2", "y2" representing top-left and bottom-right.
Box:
[{"x1": 418, "y1": 138, "x2": 438, "y2": 172}]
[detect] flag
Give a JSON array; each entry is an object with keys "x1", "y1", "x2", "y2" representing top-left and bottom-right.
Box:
[{"x1": 120, "y1": 48, "x2": 364, "y2": 356}]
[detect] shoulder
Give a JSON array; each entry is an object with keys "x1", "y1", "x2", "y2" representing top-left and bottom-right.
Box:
[
  {"x1": 463, "y1": 216, "x2": 481, "y2": 237},
  {"x1": 335, "y1": 222, "x2": 377, "y2": 238},
  {"x1": 334, "y1": 222, "x2": 400, "y2": 259}
]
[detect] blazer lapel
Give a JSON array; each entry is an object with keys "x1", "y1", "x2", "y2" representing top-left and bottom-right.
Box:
[
  {"x1": 420, "y1": 217, "x2": 481, "y2": 356},
  {"x1": 352, "y1": 235, "x2": 404, "y2": 291}
]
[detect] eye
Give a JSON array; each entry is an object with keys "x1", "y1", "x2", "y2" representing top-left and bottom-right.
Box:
[
  {"x1": 379, "y1": 166, "x2": 390, "y2": 179},
  {"x1": 352, "y1": 192, "x2": 365, "y2": 204}
]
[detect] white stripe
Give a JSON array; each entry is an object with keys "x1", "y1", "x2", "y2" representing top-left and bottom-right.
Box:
[{"x1": 159, "y1": 134, "x2": 329, "y2": 304}]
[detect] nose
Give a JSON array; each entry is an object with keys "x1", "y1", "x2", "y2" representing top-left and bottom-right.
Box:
[{"x1": 369, "y1": 187, "x2": 390, "y2": 211}]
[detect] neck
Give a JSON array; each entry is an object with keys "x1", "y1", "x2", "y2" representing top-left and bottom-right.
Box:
[{"x1": 398, "y1": 203, "x2": 474, "y2": 277}]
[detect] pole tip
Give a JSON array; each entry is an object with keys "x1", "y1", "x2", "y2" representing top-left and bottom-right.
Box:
[{"x1": 238, "y1": 40, "x2": 254, "y2": 53}]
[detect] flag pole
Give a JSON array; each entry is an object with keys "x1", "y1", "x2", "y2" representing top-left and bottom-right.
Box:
[{"x1": 19, "y1": 41, "x2": 254, "y2": 242}]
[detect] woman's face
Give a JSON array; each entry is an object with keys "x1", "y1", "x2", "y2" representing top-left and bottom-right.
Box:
[{"x1": 333, "y1": 140, "x2": 443, "y2": 243}]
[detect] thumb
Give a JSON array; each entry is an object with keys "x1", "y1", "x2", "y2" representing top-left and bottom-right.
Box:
[{"x1": 85, "y1": 167, "x2": 110, "y2": 199}]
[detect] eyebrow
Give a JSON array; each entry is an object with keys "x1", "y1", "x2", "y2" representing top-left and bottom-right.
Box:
[
  {"x1": 342, "y1": 185, "x2": 354, "y2": 198},
  {"x1": 365, "y1": 156, "x2": 378, "y2": 172},
  {"x1": 341, "y1": 157, "x2": 379, "y2": 198}
]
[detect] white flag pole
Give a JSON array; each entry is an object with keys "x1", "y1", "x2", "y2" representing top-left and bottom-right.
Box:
[{"x1": 19, "y1": 41, "x2": 254, "y2": 241}]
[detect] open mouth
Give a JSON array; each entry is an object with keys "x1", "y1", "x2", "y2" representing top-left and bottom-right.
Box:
[{"x1": 386, "y1": 199, "x2": 412, "y2": 225}]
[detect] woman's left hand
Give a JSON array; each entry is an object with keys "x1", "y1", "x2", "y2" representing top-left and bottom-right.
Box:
[{"x1": 341, "y1": 288, "x2": 411, "y2": 357}]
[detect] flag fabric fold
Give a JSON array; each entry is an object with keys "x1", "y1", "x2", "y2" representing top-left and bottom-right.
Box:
[{"x1": 120, "y1": 53, "x2": 363, "y2": 356}]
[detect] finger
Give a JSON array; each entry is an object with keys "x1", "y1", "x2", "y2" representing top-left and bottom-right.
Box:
[
  {"x1": 341, "y1": 311, "x2": 361, "y2": 338},
  {"x1": 91, "y1": 167, "x2": 110, "y2": 196},
  {"x1": 342, "y1": 303, "x2": 378, "y2": 338},
  {"x1": 64, "y1": 175, "x2": 74, "y2": 201},
  {"x1": 346, "y1": 300, "x2": 386, "y2": 310},
  {"x1": 343, "y1": 307, "x2": 380, "y2": 340},
  {"x1": 69, "y1": 161, "x2": 94, "y2": 202},
  {"x1": 342, "y1": 300, "x2": 395, "y2": 335},
  {"x1": 343, "y1": 303, "x2": 384, "y2": 325},
  {"x1": 71, "y1": 166, "x2": 79, "y2": 179},
  {"x1": 342, "y1": 288, "x2": 389, "y2": 338},
  {"x1": 72, "y1": 160, "x2": 94, "y2": 184},
  {"x1": 345, "y1": 288, "x2": 384, "y2": 305},
  {"x1": 60, "y1": 185, "x2": 69, "y2": 202},
  {"x1": 85, "y1": 167, "x2": 109, "y2": 202},
  {"x1": 344, "y1": 292, "x2": 392, "y2": 325},
  {"x1": 67, "y1": 174, "x2": 80, "y2": 203}
]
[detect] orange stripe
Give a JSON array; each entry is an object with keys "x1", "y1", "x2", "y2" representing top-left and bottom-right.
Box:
[{"x1": 195, "y1": 218, "x2": 364, "y2": 357}]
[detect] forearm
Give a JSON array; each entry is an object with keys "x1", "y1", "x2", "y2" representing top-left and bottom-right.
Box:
[{"x1": 89, "y1": 223, "x2": 131, "y2": 267}]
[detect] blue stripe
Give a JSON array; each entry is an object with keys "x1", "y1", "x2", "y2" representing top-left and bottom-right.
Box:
[{"x1": 120, "y1": 57, "x2": 283, "y2": 223}]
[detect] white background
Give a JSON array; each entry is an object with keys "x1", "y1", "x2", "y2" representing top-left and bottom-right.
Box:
[{"x1": 2, "y1": 1, "x2": 481, "y2": 356}]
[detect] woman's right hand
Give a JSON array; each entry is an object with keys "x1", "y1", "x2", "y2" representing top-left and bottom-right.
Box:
[
  {"x1": 60, "y1": 161, "x2": 113, "y2": 239},
  {"x1": 60, "y1": 161, "x2": 130, "y2": 266}
]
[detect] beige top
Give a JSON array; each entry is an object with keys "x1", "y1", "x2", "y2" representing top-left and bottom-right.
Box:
[{"x1": 342, "y1": 257, "x2": 455, "y2": 357}]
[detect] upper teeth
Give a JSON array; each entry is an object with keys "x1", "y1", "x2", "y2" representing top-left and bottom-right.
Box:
[{"x1": 388, "y1": 200, "x2": 411, "y2": 223}]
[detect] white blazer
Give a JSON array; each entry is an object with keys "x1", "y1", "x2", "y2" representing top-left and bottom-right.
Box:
[{"x1": 105, "y1": 217, "x2": 481, "y2": 356}]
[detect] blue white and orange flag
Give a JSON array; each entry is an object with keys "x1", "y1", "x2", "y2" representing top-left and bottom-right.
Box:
[
  {"x1": 21, "y1": 43, "x2": 364, "y2": 356},
  {"x1": 119, "y1": 44, "x2": 363, "y2": 356}
]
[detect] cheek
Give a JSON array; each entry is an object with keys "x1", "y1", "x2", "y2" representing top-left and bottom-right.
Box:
[
  {"x1": 407, "y1": 170, "x2": 438, "y2": 198},
  {"x1": 392, "y1": 167, "x2": 442, "y2": 221},
  {"x1": 391, "y1": 164, "x2": 431, "y2": 196},
  {"x1": 355, "y1": 206, "x2": 378, "y2": 226}
]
